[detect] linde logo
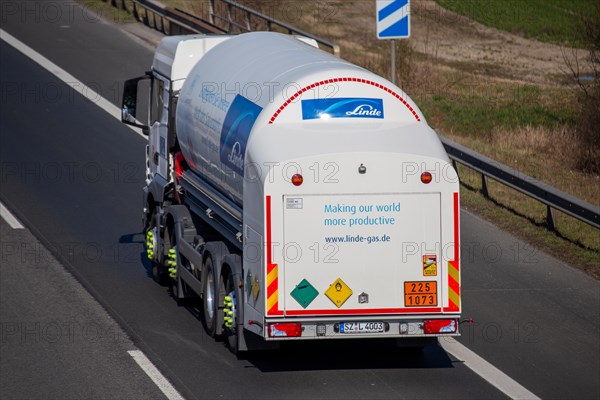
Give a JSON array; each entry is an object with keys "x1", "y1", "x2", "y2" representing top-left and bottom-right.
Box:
[
  {"x1": 302, "y1": 98, "x2": 384, "y2": 120},
  {"x1": 219, "y1": 94, "x2": 263, "y2": 176},
  {"x1": 346, "y1": 104, "x2": 382, "y2": 117},
  {"x1": 227, "y1": 142, "x2": 244, "y2": 170}
]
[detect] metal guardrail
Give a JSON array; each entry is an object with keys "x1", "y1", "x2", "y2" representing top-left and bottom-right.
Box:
[
  {"x1": 440, "y1": 136, "x2": 600, "y2": 230},
  {"x1": 115, "y1": 0, "x2": 226, "y2": 35},
  {"x1": 105, "y1": 1, "x2": 598, "y2": 232},
  {"x1": 106, "y1": 0, "x2": 338, "y2": 55},
  {"x1": 206, "y1": 0, "x2": 340, "y2": 56}
]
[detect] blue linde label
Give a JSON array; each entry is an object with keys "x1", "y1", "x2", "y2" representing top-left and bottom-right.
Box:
[
  {"x1": 220, "y1": 95, "x2": 263, "y2": 176},
  {"x1": 301, "y1": 98, "x2": 384, "y2": 120}
]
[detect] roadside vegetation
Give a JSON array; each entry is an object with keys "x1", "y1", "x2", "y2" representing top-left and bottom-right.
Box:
[
  {"x1": 437, "y1": 0, "x2": 597, "y2": 47},
  {"x1": 91, "y1": 0, "x2": 599, "y2": 277}
]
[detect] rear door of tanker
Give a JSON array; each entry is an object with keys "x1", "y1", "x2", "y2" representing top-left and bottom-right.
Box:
[{"x1": 282, "y1": 193, "x2": 443, "y2": 317}]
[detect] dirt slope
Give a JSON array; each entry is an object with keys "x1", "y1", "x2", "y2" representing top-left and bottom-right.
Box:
[{"x1": 410, "y1": 1, "x2": 591, "y2": 84}]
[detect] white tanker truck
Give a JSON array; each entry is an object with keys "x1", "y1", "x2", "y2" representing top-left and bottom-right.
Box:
[{"x1": 121, "y1": 32, "x2": 461, "y2": 353}]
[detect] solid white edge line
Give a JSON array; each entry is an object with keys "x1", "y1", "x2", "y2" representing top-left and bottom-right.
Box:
[
  {"x1": 440, "y1": 338, "x2": 541, "y2": 400},
  {"x1": 0, "y1": 202, "x2": 24, "y2": 229},
  {"x1": 0, "y1": 28, "x2": 145, "y2": 139},
  {"x1": 128, "y1": 350, "x2": 185, "y2": 400}
]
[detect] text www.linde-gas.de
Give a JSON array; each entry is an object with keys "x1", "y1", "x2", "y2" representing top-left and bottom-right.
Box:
[{"x1": 324, "y1": 234, "x2": 391, "y2": 245}]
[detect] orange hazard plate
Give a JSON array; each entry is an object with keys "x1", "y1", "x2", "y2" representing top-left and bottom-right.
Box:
[{"x1": 404, "y1": 281, "x2": 437, "y2": 307}]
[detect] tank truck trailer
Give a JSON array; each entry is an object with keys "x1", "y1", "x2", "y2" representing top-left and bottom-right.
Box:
[{"x1": 121, "y1": 32, "x2": 461, "y2": 352}]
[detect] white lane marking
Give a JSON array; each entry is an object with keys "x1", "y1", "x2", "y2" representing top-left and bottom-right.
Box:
[
  {"x1": 0, "y1": 29, "x2": 145, "y2": 139},
  {"x1": 128, "y1": 350, "x2": 185, "y2": 400},
  {"x1": 0, "y1": 201, "x2": 24, "y2": 229},
  {"x1": 441, "y1": 338, "x2": 541, "y2": 400}
]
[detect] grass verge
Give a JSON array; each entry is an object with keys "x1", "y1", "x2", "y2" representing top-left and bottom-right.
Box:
[{"x1": 435, "y1": 0, "x2": 598, "y2": 48}]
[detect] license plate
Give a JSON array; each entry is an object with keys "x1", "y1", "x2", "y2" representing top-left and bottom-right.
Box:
[
  {"x1": 404, "y1": 281, "x2": 438, "y2": 307},
  {"x1": 340, "y1": 321, "x2": 385, "y2": 334}
]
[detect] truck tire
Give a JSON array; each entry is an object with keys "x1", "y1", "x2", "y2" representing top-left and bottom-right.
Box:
[
  {"x1": 221, "y1": 267, "x2": 239, "y2": 354},
  {"x1": 147, "y1": 204, "x2": 169, "y2": 286},
  {"x1": 202, "y1": 256, "x2": 218, "y2": 337},
  {"x1": 164, "y1": 221, "x2": 185, "y2": 304},
  {"x1": 151, "y1": 256, "x2": 169, "y2": 285}
]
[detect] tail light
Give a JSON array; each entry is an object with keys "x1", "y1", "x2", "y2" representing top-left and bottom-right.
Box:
[
  {"x1": 268, "y1": 323, "x2": 302, "y2": 337},
  {"x1": 424, "y1": 319, "x2": 457, "y2": 334}
]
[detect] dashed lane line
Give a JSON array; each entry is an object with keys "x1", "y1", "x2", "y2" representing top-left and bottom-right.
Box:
[{"x1": 0, "y1": 201, "x2": 24, "y2": 229}]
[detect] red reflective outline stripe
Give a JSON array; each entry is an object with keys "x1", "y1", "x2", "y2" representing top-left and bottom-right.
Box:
[
  {"x1": 265, "y1": 196, "x2": 283, "y2": 315},
  {"x1": 267, "y1": 77, "x2": 421, "y2": 124},
  {"x1": 266, "y1": 196, "x2": 272, "y2": 268},
  {"x1": 286, "y1": 307, "x2": 442, "y2": 316},
  {"x1": 444, "y1": 192, "x2": 460, "y2": 312},
  {"x1": 454, "y1": 192, "x2": 460, "y2": 263}
]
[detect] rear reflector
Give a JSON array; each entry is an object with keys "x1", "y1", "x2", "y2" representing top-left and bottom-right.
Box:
[
  {"x1": 268, "y1": 323, "x2": 302, "y2": 337},
  {"x1": 291, "y1": 174, "x2": 303, "y2": 186},
  {"x1": 421, "y1": 172, "x2": 432, "y2": 184},
  {"x1": 424, "y1": 319, "x2": 457, "y2": 334},
  {"x1": 174, "y1": 152, "x2": 186, "y2": 183}
]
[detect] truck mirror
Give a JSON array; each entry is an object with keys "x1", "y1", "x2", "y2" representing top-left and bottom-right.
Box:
[{"x1": 122, "y1": 75, "x2": 151, "y2": 131}]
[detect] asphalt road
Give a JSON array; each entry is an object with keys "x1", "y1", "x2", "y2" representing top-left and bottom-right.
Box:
[
  {"x1": 0, "y1": 218, "x2": 167, "y2": 399},
  {"x1": 1, "y1": 1, "x2": 598, "y2": 399}
]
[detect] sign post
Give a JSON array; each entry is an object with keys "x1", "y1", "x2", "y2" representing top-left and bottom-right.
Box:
[{"x1": 376, "y1": 0, "x2": 411, "y2": 85}]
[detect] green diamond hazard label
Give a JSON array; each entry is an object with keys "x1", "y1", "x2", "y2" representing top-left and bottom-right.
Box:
[{"x1": 291, "y1": 279, "x2": 319, "y2": 308}]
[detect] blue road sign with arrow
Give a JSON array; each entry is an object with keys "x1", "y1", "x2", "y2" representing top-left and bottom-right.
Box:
[{"x1": 377, "y1": 0, "x2": 410, "y2": 39}]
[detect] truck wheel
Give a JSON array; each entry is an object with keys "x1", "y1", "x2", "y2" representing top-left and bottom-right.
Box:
[
  {"x1": 164, "y1": 222, "x2": 183, "y2": 302},
  {"x1": 147, "y1": 206, "x2": 168, "y2": 286},
  {"x1": 202, "y1": 256, "x2": 217, "y2": 337},
  {"x1": 152, "y1": 263, "x2": 169, "y2": 286},
  {"x1": 221, "y1": 268, "x2": 238, "y2": 354}
]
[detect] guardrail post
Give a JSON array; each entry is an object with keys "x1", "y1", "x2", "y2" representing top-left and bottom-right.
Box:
[
  {"x1": 227, "y1": 2, "x2": 233, "y2": 32},
  {"x1": 481, "y1": 174, "x2": 489, "y2": 198},
  {"x1": 142, "y1": 5, "x2": 149, "y2": 27},
  {"x1": 546, "y1": 205, "x2": 556, "y2": 231},
  {"x1": 209, "y1": 0, "x2": 215, "y2": 24},
  {"x1": 245, "y1": 11, "x2": 251, "y2": 31},
  {"x1": 452, "y1": 160, "x2": 460, "y2": 178},
  {"x1": 132, "y1": 1, "x2": 139, "y2": 21}
]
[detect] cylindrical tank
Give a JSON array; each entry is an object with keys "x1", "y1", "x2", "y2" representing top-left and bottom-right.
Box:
[{"x1": 176, "y1": 32, "x2": 425, "y2": 205}]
